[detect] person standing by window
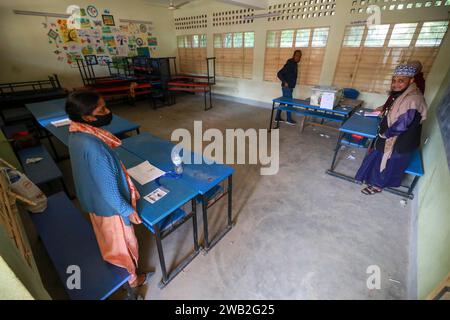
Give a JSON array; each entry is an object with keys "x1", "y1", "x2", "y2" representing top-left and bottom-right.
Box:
[{"x1": 274, "y1": 50, "x2": 302, "y2": 126}]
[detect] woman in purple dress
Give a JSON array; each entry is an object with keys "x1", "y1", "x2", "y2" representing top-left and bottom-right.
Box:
[{"x1": 356, "y1": 65, "x2": 428, "y2": 195}]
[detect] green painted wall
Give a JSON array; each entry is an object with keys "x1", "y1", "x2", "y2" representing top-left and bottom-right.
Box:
[
  {"x1": 0, "y1": 223, "x2": 50, "y2": 299},
  {"x1": 0, "y1": 133, "x2": 49, "y2": 299},
  {"x1": 417, "y1": 67, "x2": 450, "y2": 299},
  {"x1": 0, "y1": 130, "x2": 21, "y2": 169}
]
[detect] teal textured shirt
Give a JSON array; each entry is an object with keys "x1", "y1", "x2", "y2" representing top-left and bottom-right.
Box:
[{"x1": 68, "y1": 132, "x2": 134, "y2": 225}]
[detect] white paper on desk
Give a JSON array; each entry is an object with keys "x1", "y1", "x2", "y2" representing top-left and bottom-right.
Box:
[
  {"x1": 364, "y1": 110, "x2": 381, "y2": 117},
  {"x1": 51, "y1": 118, "x2": 71, "y2": 127},
  {"x1": 127, "y1": 161, "x2": 165, "y2": 185},
  {"x1": 320, "y1": 92, "x2": 335, "y2": 110},
  {"x1": 144, "y1": 187, "x2": 169, "y2": 204}
]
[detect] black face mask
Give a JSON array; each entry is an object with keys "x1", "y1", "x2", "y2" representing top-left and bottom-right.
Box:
[{"x1": 88, "y1": 112, "x2": 113, "y2": 127}]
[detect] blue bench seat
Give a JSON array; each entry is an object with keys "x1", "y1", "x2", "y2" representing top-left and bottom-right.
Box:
[
  {"x1": 31, "y1": 192, "x2": 130, "y2": 300},
  {"x1": 17, "y1": 145, "x2": 62, "y2": 185},
  {"x1": 405, "y1": 149, "x2": 424, "y2": 177}
]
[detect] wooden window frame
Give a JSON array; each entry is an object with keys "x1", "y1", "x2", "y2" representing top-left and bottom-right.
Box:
[
  {"x1": 333, "y1": 20, "x2": 449, "y2": 93},
  {"x1": 177, "y1": 34, "x2": 207, "y2": 75},
  {"x1": 263, "y1": 26, "x2": 330, "y2": 86},
  {"x1": 214, "y1": 31, "x2": 255, "y2": 79}
]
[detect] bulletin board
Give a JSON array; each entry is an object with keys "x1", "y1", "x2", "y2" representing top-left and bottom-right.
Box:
[
  {"x1": 437, "y1": 83, "x2": 450, "y2": 171},
  {"x1": 45, "y1": 5, "x2": 158, "y2": 67}
]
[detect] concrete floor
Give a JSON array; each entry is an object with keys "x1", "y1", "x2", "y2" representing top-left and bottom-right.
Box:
[{"x1": 31, "y1": 93, "x2": 413, "y2": 299}]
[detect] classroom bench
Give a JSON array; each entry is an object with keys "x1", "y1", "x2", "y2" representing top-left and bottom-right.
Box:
[
  {"x1": 16, "y1": 144, "x2": 70, "y2": 197},
  {"x1": 326, "y1": 110, "x2": 425, "y2": 199},
  {"x1": 31, "y1": 192, "x2": 132, "y2": 300}
]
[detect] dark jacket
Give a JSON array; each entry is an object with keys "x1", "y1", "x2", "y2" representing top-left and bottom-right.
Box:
[
  {"x1": 277, "y1": 58, "x2": 298, "y2": 89},
  {"x1": 376, "y1": 110, "x2": 422, "y2": 154}
]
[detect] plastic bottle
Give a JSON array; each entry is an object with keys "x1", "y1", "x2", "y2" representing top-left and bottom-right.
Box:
[{"x1": 171, "y1": 151, "x2": 183, "y2": 175}]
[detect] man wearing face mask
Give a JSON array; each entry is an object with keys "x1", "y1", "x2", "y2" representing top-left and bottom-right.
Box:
[
  {"x1": 66, "y1": 90, "x2": 151, "y2": 288},
  {"x1": 356, "y1": 65, "x2": 428, "y2": 195}
]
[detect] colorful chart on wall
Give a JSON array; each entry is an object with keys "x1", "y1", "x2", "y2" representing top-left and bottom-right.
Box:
[
  {"x1": 148, "y1": 37, "x2": 157, "y2": 47},
  {"x1": 47, "y1": 6, "x2": 156, "y2": 66},
  {"x1": 57, "y1": 19, "x2": 79, "y2": 44},
  {"x1": 102, "y1": 14, "x2": 115, "y2": 26},
  {"x1": 97, "y1": 55, "x2": 112, "y2": 65},
  {"x1": 139, "y1": 24, "x2": 147, "y2": 33},
  {"x1": 136, "y1": 37, "x2": 145, "y2": 47},
  {"x1": 137, "y1": 47, "x2": 150, "y2": 57},
  {"x1": 102, "y1": 35, "x2": 116, "y2": 47},
  {"x1": 87, "y1": 5, "x2": 98, "y2": 18},
  {"x1": 84, "y1": 54, "x2": 98, "y2": 65}
]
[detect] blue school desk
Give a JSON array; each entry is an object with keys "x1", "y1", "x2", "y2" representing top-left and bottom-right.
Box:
[
  {"x1": 25, "y1": 99, "x2": 140, "y2": 160},
  {"x1": 25, "y1": 98, "x2": 68, "y2": 121},
  {"x1": 121, "y1": 132, "x2": 235, "y2": 252},
  {"x1": 326, "y1": 109, "x2": 424, "y2": 199},
  {"x1": 269, "y1": 97, "x2": 363, "y2": 132},
  {"x1": 115, "y1": 147, "x2": 201, "y2": 288}
]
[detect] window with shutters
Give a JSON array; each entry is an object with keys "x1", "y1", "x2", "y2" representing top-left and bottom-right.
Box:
[
  {"x1": 214, "y1": 31, "x2": 255, "y2": 79},
  {"x1": 333, "y1": 21, "x2": 449, "y2": 93},
  {"x1": 177, "y1": 34, "x2": 207, "y2": 74},
  {"x1": 263, "y1": 27, "x2": 330, "y2": 85}
]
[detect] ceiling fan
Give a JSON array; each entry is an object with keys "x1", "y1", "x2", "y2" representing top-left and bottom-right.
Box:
[{"x1": 168, "y1": 0, "x2": 191, "y2": 10}]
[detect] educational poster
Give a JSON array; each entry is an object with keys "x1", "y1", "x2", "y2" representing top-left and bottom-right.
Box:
[
  {"x1": 102, "y1": 35, "x2": 116, "y2": 47},
  {"x1": 137, "y1": 47, "x2": 150, "y2": 57},
  {"x1": 102, "y1": 14, "x2": 115, "y2": 26},
  {"x1": 128, "y1": 45, "x2": 137, "y2": 56},
  {"x1": 95, "y1": 45, "x2": 107, "y2": 55},
  {"x1": 57, "y1": 19, "x2": 79, "y2": 44},
  {"x1": 46, "y1": 6, "x2": 156, "y2": 66},
  {"x1": 97, "y1": 55, "x2": 112, "y2": 65},
  {"x1": 136, "y1": 37, "x2": 145, "y2": 47},
  {"x1": 66, "y1": 52, "x2": 82, "y2": 66},
  {"x1": 102, "y1": 26, "x2": 112, "y2": 34},
  {"x1": 86, "y1": 5, "x2": 99, "y2": 18},
  {"x1": 128, "y1": 35, "x2": 136, "y2": 46},
  {"x1": 128, "y1": 23, "x2": 139, "y2": 34},
  {"x1": 81, "y1": 44, "x2": 96, "y2": 55},
  {"x1": 117, "y1": 46, "x2": 128, "y2": 57},
  {"x1": 85, "y1": 54, "x2": 98, "y2": 65},
  {"x1": 115, "y1": 34, "x2": 128, "y2": 46},
  {"x1": 107, "y1": 46, "x2": 118, "y2": 56},
  {"x1": 93, "y1": 20, "x2": 103, "y2": 27},
  {"x1": 148, "y1": 37, "x2": 158, "y2": 47}
]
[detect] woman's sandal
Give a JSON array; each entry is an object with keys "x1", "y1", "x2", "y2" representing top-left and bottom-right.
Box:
[
  {"x1": 130, "y1": 271, "x2": 155, "y2": 288},
  {"x1": 361, "y1": 186, "x2": 383, "y2": 195}
]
